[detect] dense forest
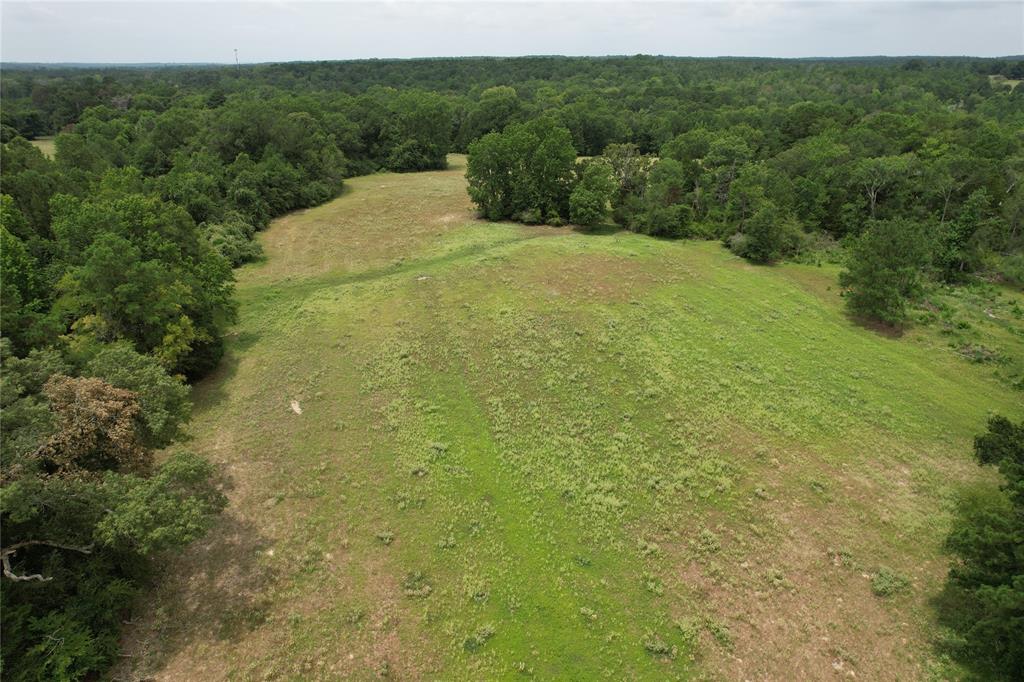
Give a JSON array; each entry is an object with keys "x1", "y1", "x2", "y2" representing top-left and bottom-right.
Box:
[{"x1": 1, "y1": 55, "x2": 1022, "y2": 680}]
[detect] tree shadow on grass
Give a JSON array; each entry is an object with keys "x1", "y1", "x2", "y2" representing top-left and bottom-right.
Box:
[
  {"x1": 187, "y1": 330, "x2": 262, "y2": 414},
  {"x1": 116, "y1": 507, "x2": 278, "y2": 680},
  {"x1": 928, "y1": 577, "x2": 983, "y2": 679},
  {"x1": 572, "y1": 221, "x2": 624, "y2": 237},
  {"x1": 844, "y1": 311, "x2": 908, "y2": 339}
]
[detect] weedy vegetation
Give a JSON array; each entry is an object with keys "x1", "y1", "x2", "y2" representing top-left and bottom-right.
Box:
[{"x1": 109, "y1": 157, "x2": 1022, "y2": 680}]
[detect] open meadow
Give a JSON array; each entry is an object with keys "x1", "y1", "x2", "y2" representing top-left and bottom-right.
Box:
[
  {"x1": 119, "y1": 155, "x2": 1024, "y2": 681},
  {"x1": 28, "y1": 136, "x2": 56, "y2": 158}
]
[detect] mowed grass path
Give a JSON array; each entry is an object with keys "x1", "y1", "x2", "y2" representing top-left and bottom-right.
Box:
[{"x1": 121, "y1": 156, "x2": 1023, "y2": 681}]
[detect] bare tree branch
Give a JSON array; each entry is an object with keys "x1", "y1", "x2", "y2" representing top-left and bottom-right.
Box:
[{"x1": 1, "y1": 540, "x2": 94, "y2": 582}]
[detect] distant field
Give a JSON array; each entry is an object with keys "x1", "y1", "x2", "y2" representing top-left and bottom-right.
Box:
[
  {"x1": 989, "y1": 74, "x2": 1021, "y2": 90},
  {"x1": 29, "y1": 136, "x2": 56, "y2": 158},
  {"x1": 120, "y1": 156, "x2": 1024, "y2": 680}
]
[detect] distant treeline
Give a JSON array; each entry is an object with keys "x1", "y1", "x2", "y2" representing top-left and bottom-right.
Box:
[{"x1": 2, "y1": 55, "x2": 1021, "y2": 144}]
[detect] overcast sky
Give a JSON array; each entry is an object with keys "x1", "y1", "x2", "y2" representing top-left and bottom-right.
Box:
[{"x1": 2, "y1": 1, "x2": 1021, "y2": 63}]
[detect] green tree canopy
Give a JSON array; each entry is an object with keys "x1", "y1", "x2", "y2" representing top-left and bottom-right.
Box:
[
  {"x1": 941, "y1": 416, "x2": 1024, "y2": 680},
  {"x1": 466, "y1": 117, "x2": 576, "y2": 223},
  {"x1": 569, "y1": 160, "x2": 615, "y2": 227},
  {"x1": 839, "y1": 218, "x2": 930, "y2": 325}
]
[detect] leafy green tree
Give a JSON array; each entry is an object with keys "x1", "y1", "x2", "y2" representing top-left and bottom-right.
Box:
[
  {"x1": 1, "y1": 221, "x2": 50, "y2": 352},
  {"x1": 1, "y1": 446, "x2": 223, "y2": 680},
  {"x1": 466, "y1": 129, "x2": 528, "y2": 221},
  {"x1": 93, "y1": 451, "x2": 225, "y2": 554},
  {"x1": 84, "y1": 341, "x2": 191, "y2": 448},
  {"x1": 0, "y1": 347, "x2": 223, "y2": 681},
  {"x1": 466, "y1": 118, "x2": 576, "y2": 223},
  {"x1": 569, "y1": 160, "x2": 615, "y2": 227},
  {"x1": 636, "y1": 158, "x2": 694, "y2": 238},
  {"x1": 457, "y1": 86, "x2": 522, "y2": 150},
  {"x1": 51, "y1": 193, "x2": 201, "y2": 267},
  {"x1": 53, "y1": 132, "x2": 109, "y2": 176},
  {"x1": 769, "y1": 135, "x2": 849, "y2": 231},
  {"x1": 558, "y1": 95, "x2": 629, "y2": 156},
  {"x1": 273, "y1": 110, "x2": 346, "y2": 184},
  {"x1": 58, "y1": 234, "x2": 185, "y2": 352},
  {"x1": 50, "y1": 194, "x2": 235, "y2": 376},
  {"x1": 0, "y1": 191, "x2": 33, "y2": 243},
  {"x1": 727, "y1": 201, "x2": 803, "y2": 264},
  {"x1": 527, "y1": 118, "x2": 578, "y2": 221},
  {"x1": 850, "y1": 154, "x2": 915, "y2": 220},
  {"x1": 703, "y1": 133, "x2": 754, "y2": 214},
  {"x1": 661, "y1": 127, "x2": 713, "y2": 171},
  {"x1": 725, "y1": 162, "x2": 796, "y2": 233},
  {"x1": 924, "y1": 150, "x2": 985, "y2": 225},
  {"x1": 780, "y1": 100, "x2": 851, "y2": 145},
  {"x1": 383, "y1": 91, "x2": 453, "y2": 172},
  {"x1": 225, "y1": 152, "x2": 272, "y2": 227},
  {"x1": 94, "y1": 166, "x2": 148, "y2": 200},
  {"x1": 603, "y1": 143, "x2": 653, "y2": 198},
  {"x1": 839, "y1": 218, "x2": 930, "y2": 325},
  {"x1": 0, "y1": 138, "x2": 63, "y2": 238},
  {"x1": 936, "y1": 189, "x2": 991, "y2": 281},
  {"x1": 847, "y1": 112, "x2": 924, "y2": 157},
  {"x1": 0, "y1": 340, "x2": 68, "y2": 463},
  {"x1": 940, "y1": 416, "x2": 1024, "y2": 681},
  {"x1": 157, "y1": 166, "x2": 224, "y2": 225},
  {"x1": 254, "y1": 152, "x2": 307, "y2": 215},
  {"x1": 203, "y1": 212, "x2": 262, "y2": 267},
  {"x1": 602, "y1": 143, "x2": 654, "y2": 226}
]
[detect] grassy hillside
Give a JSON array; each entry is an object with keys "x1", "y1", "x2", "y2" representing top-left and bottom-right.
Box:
[{"x1": 121, "y1": 156, "x2": 1023, "y2": 681}]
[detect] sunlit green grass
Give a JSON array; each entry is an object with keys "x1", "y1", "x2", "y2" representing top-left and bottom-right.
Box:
[
  {"x1": 123, "y1": 158, "x2": 1023, "y2": 680},
  {"x1": 28, "y1": 136, "x2": 55, "y2": 158}
]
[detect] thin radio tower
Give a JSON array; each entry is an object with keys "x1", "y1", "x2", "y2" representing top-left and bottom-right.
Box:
[{"x1": 234, "y1": 49, "x2": 239, "y2": 71}]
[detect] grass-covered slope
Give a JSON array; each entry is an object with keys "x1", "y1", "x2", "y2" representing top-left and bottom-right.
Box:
[{"x1": 121, "y1": 157, "x2": 1023, "y2": 681}]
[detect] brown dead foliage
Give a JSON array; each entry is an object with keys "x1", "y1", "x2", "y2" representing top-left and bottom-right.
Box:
[{"x1": 35, "y1": 375, "x2": 150, "y2": 477}]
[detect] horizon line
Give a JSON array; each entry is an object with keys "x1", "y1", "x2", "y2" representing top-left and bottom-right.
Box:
[{"x1": 4, "y1": 53, "x2": 1023, "y2": 67}]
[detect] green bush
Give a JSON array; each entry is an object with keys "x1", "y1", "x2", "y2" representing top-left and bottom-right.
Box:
[
  {"x1": 569, "y1": 188, "x2": 604, "y2": 226},
  {"x1": 518, "y1": 207, "x2": 543, "y2": 225},
  {"x1": 636, "y1": 158, "x2": 694, "y2": 238},
  {"x1": 569, "y1": 161, "x2": 615, "y2": 227},
  {"x1": 727, "y1": 202, "x2": 803, "y2": 264},
  {"x1": 205, "y1": 214, "x2": 263, "y2": 267},
  {"x1": 992, "y1": 252, "x2": 1024, "y2": 288},
  {"x1": 839, "y1": 218, "x2": 930, "y2": 325},
  {"x1": 939, "y1": 416, "x2": 1024, "y2": 680},
  {"x1": 870, "y1": 568, "x2": 911, "y2": 597}
]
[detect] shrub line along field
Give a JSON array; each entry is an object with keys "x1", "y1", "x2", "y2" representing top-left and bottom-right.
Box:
[{"x1": 119, "y1": 156, "x2": 1023, "y2": 680}]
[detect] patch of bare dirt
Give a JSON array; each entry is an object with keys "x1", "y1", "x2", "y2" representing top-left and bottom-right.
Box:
[
  {"x1": 670, "y1": 507, "x2": 932, "y2": 681},
  {"x1": 651, "y1": 434, "x2": 964, "y2": 681}
]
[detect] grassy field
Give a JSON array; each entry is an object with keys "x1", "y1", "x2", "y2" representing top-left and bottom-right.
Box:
[
  {"x1": 29, "y1": 136, "x2": 56, "y2": 158},
  {"x1": 989, "y1": 74, "x2": 1022, "y2": 90},
  {"x1": 119, "y1": 156, "x2": 1023, "y2": 681}
]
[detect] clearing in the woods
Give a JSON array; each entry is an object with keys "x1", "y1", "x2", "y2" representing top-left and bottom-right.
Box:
[
  {"x1": 28, "y1": 136, "x2": 56, "y2": 158},
  {"x1": 120, "y1": 155, "x2": 1024, "y2": 680}
]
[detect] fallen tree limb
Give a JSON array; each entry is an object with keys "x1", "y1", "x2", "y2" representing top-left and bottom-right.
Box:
[{"x1": 1, "y1": 540, "x2": 94, "y2": 582}]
